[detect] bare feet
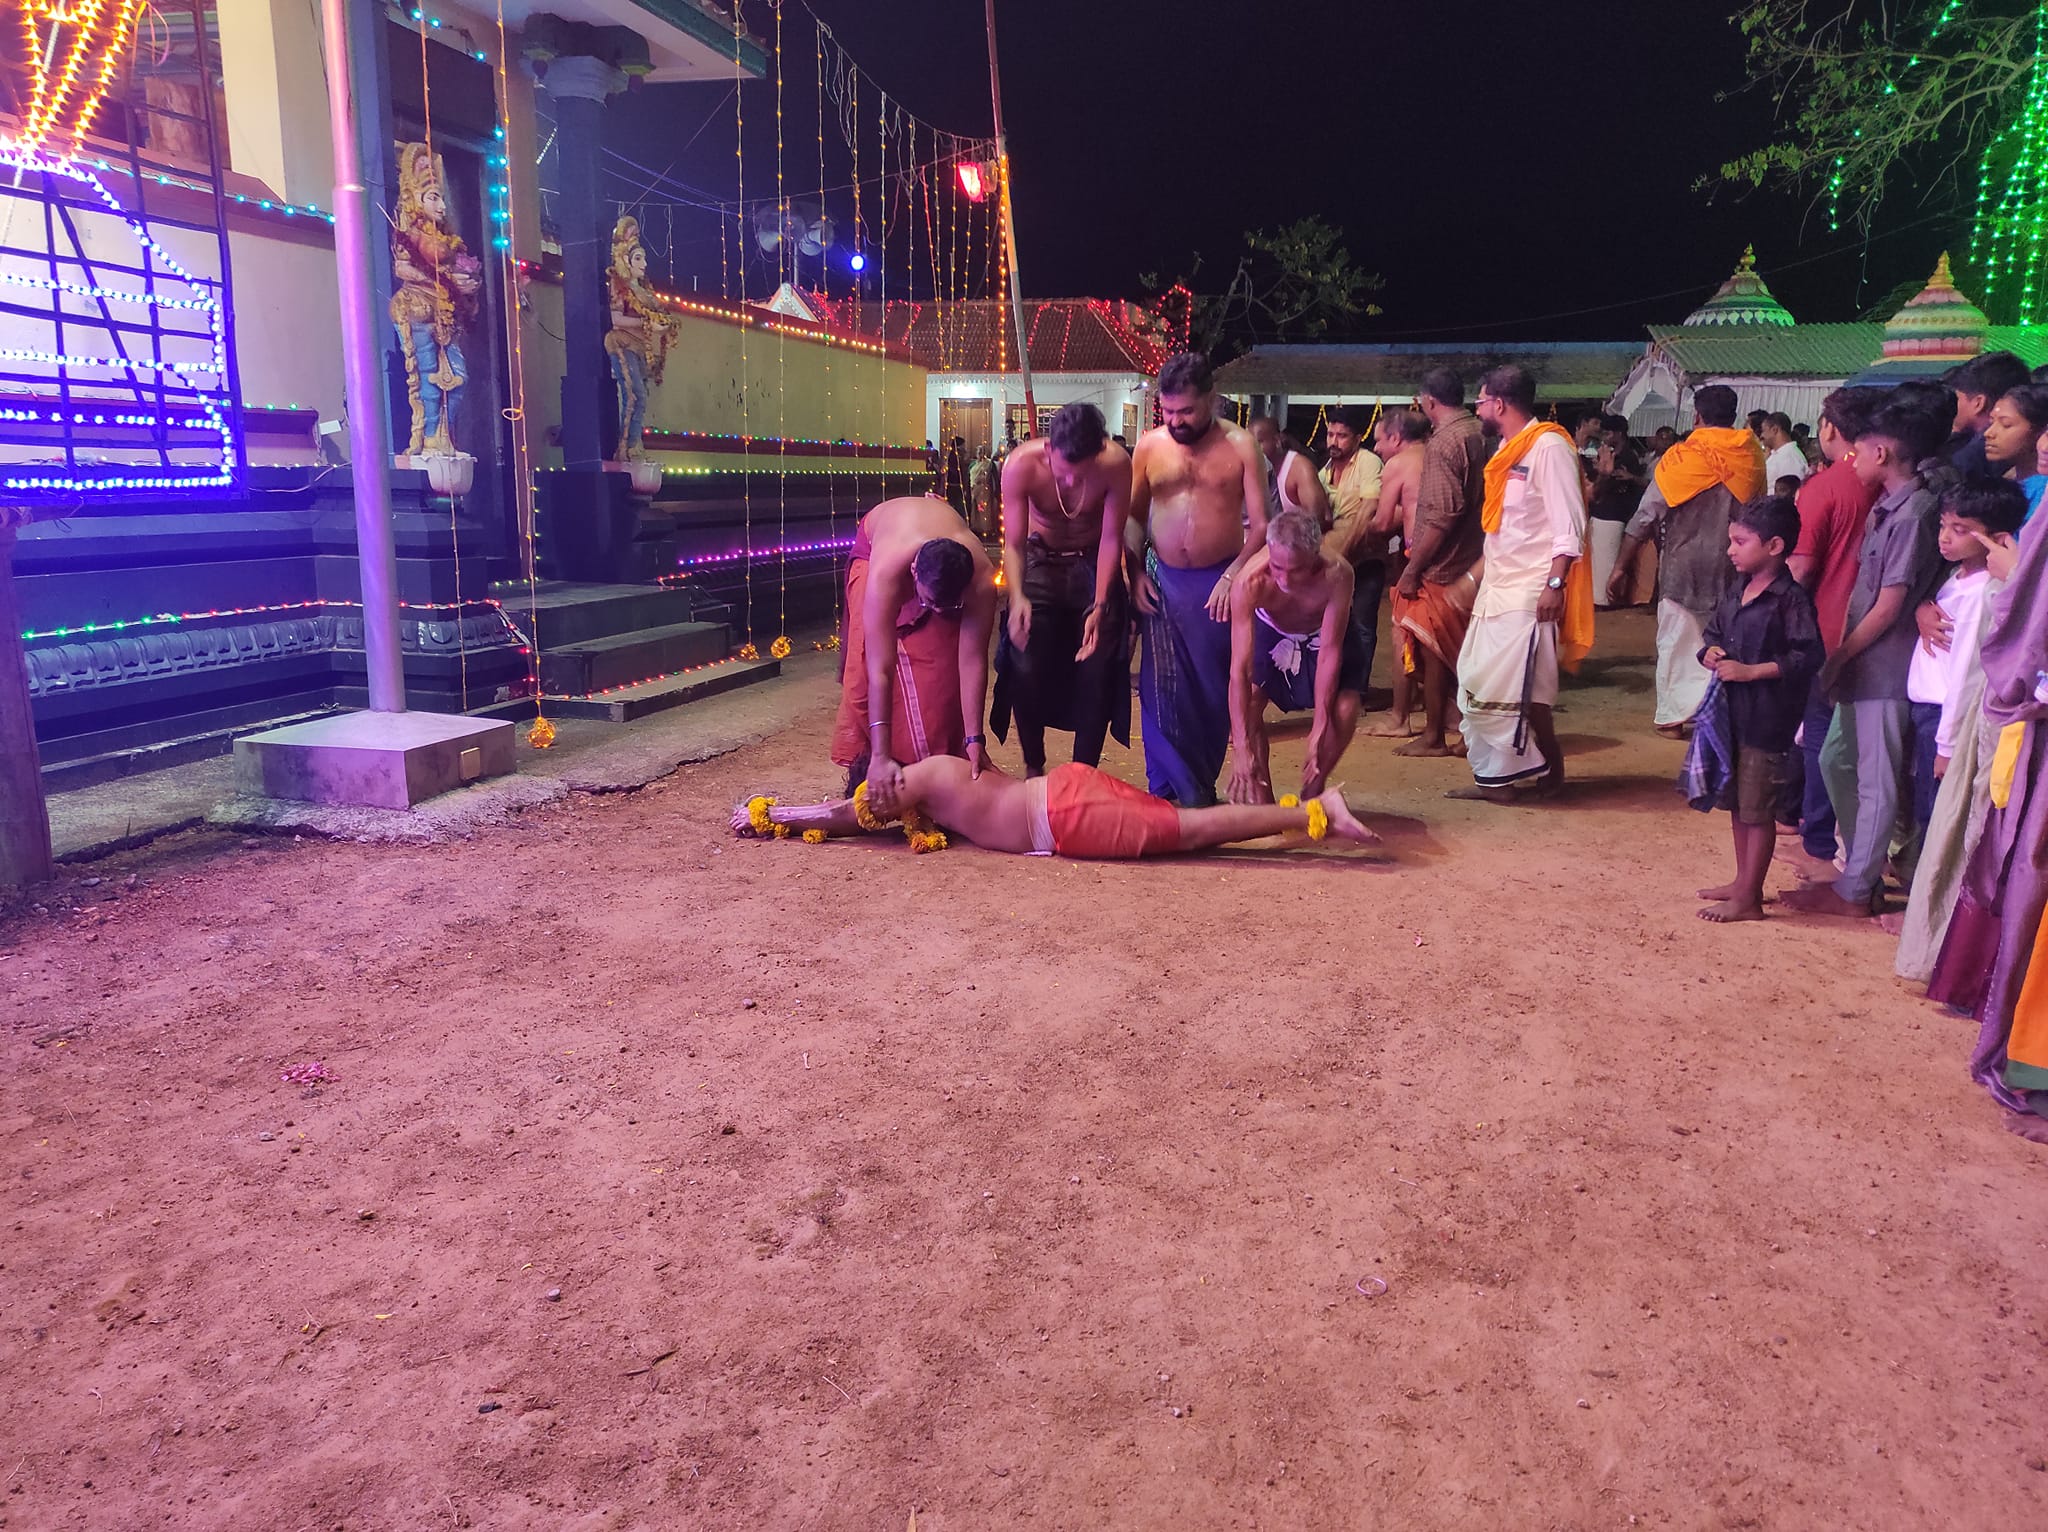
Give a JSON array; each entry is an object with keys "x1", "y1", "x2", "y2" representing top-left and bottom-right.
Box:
[
  {"x1": 2003, "y1": 1112, "x2": 2048, "y2": 1145},
  {"x1": 1873, "y1": 910, "x2": 1907, "y2": 936},
  {"x1": 1314, "y1": 786, "x2": 1380, "y2": 847},
  {"x1": 1395, "y1": 736, "x2": 1454, "y2": 758},
  {"x1": 1365, "y1": 718, "x2": 1418, "y2": 739},
  {"x1": 1444, "y1": 783, "x2": 1520, "y2": 803},
  {"x1": 1654, "y1": 722, "x2": 1692, "y2": 740},
  {"x1": 1779, "y1": 884, "x2": 1876, "y2": 918},
  {"x1": 1698, "y1": 899, "x2": 1766, "y2": 923},
  {"x1": 1696, "y1": 881, "x2": 1743, "y2": 901}
]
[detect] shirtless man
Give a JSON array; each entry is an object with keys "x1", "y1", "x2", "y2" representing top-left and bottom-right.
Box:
[
  {"x1": 1367, "y1": 409, "x2": 1430, "y2": 737},
  {"x1": 991, "y1": 402, "x2": 1132, "y2": 775},
  {"x1": 1129, "y1": 352, "x2": 1270, "y2": 806},
  {"x1": 829, "y1": 496, "x2": 999, "y2": 815},
  {"x1": 1228, "y1": 507, "x2": 1365, "y2": 804},
  {"x1": 1249, "y1": 414, "x2": 1333, "y2": 529},
  {"x1": 734, "y1": 754, "x2": 1376, "y2": 857}
]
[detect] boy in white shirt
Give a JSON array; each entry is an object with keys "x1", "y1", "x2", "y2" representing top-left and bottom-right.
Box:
[{"x1": 1906, "y1": 479, "x2": 2027, "y2": 831}]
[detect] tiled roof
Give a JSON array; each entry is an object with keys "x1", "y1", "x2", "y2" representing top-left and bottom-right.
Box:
[
  {"x1": 814, "y1": 298, "x2": 1165, "y2": 375},
  {"x1": 1214, "y1": 341, "x2": 1644, "y2": 400}
]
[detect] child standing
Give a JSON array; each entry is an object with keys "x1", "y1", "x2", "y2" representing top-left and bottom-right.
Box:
[
  {"x1": 1906, "y1": 480, "x2": 2026, "y2": 826},
  {"x1": 1694, "y1": 497, "x2": 1825, "y2": 922},
  {"x1": 1783, "y1": 387, "x2": 1948, "y2": 917}
]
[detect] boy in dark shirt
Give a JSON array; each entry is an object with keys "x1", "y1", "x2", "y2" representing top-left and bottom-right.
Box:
[
  {"x1": 1694, "y1": 496, "x2": 1825, "y2": 922},
  {"x1": 1784, "y1": 389, "x2": 1948, "y2": 916}
]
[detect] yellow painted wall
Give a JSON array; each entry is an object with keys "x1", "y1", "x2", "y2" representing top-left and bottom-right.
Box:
[{"x1": 522, "y1": 282, "x2": 926, "y2": 461}]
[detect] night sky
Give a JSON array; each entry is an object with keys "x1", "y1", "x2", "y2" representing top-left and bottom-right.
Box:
[{"x1": 598, "y1": 0, "x2": 1965, "y2": 342}]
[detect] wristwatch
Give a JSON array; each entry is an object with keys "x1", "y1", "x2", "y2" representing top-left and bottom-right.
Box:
[{"x1": 1546, "y1": 575, "x2": 1566, "y2": 590}]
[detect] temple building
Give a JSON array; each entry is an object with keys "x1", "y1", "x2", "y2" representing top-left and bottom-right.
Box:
[
  {"x1": 3, "y1": 0, "x2": 932, "y2": 777},
  {"x1": 1608, "y1": 247, "x2": 2048, "y2": 431}
]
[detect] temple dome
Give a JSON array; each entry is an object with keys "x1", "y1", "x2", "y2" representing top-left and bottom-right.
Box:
[
  {"x1": 1878, "y1": 253, "x2": 1988, "y2": 364},
  {"x1": 1683, "y1": 246, "x2": 1795, "y2": 328}
]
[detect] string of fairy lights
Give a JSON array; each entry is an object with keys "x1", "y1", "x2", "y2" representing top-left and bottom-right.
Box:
[{"x1": 0, "y1": 0, "x2": 237, "y2": 495}]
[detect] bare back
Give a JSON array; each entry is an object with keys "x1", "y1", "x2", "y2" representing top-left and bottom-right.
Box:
[
  {"x1": 1380, "y1": 442, "x2": 1426, "y2": 542},
  {"x1": 1133, "y1": 420, "x2": 1266, "y2": 569},
  {"x1": 899, "y1": 755, "x2": 1033, "y2": 852}
]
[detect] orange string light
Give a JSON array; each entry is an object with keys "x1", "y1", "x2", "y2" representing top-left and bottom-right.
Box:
[{"x1": 14, "y1": 0, "x2": 146, "y2": 154}]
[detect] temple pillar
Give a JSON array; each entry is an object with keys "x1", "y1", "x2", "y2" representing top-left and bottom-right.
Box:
[
  {"x1": 541, "y1": 55, "x2": 626, "y2": 475},
  {"x1": 217, "y1": 0, "x2": 335, "y2": 207},
  {"x1": 0, "y1": 526, "x2": 53, "y2": 893}
]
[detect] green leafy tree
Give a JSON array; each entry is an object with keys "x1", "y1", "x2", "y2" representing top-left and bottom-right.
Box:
[
  {"x1": 1718, "y1": 1, "x2": 2038, "y2": 235},
  {"x1": 1145, "y1": 216, "x2": 1383, "y2": 358}
]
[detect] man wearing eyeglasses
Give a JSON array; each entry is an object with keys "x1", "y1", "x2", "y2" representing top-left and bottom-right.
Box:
[{"x1": 1452, "y1": 365, "x2": 1593, "y2": 800}]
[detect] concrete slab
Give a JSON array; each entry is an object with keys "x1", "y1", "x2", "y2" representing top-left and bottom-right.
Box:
[{"x1": 234, "y1": 710, "x2": 516, "y2": 809}]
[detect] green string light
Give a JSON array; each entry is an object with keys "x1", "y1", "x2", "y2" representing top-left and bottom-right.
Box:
[{"x1": 1971, "y1": 2, "x2": 2048, "y2": 321}]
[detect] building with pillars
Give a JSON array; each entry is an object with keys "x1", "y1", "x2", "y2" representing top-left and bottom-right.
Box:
[{"x1": 4, "y1": 0, "x2": 929, "y2": 775}]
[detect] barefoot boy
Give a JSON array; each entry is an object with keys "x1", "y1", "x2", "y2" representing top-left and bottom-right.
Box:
[
  {"x1": 1691, "y1": 496, "x2": 1824, "y2": 922},
  {"x1": 1227, "y1": 507, "x2": 1366, "y2": 804}
]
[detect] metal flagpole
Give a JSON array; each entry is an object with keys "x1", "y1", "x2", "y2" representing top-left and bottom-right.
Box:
[
  {"x1": 321, "y1": 0, "x2": 407, "y2": 712},
  {"x1": 984, "y1": 0, "x2": 1035, "y2": 436}
]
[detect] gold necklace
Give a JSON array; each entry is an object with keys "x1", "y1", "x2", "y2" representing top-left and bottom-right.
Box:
[{"x1": 1050, "y1": 465, "x2": 1083, "y2": 520}]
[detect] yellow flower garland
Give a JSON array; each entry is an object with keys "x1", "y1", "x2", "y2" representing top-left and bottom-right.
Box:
[
  {"x1": 746, "y1": 795, "x2": 777, "y2": 834},
  {"x1": 851, "y1": 780, "x2": 894, "y2": 831},
  {"x1": 1304, "y1": 800, "x2": 1329, "y2": 841},
  {"x1": 851, "y1": 781, "x2": 946, "y2": 850},
  {"x1": 1278, "y1": 794, "x2": 1300, "y2": 808},
  {"x1": 802, "y1": 828, "x2": 827, "y2": 845}
]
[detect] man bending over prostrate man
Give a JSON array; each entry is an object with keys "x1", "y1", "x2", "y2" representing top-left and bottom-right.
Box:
[
  {"x1": 831, "y1": 496, "x2": 999, "y2": 814},
  {"x1": 734, "y1": 755, "x2": 1377, "y2": 858},
  {"x1": 1228, "y1": 507, "x2": 1365, "y2": 804}
]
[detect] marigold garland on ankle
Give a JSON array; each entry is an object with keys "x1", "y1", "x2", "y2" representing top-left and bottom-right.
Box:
[{"x1": 802, "y1": 828, "x2": 827, "y2": 844}]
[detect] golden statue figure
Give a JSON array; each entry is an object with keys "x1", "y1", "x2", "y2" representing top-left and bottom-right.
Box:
[
  {"x1": 389, "y1": 142, "x2": 481, "y2": 457},
  {"x1": 602, "y1": 216, "x2": 679, "y2": 461}
]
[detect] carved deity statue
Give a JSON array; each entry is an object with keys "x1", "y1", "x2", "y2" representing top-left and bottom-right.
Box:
[
  {"x1": 602, "y1": 216, "x2": 679, "y2": 461},
  {"x1": 389, "y1": 142, "x2": 481, "y2": 458}
]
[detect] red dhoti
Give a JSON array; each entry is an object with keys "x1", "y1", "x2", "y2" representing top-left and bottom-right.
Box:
[
  {"x1": 1037, "y1": 763, "x2": 1184, "y2": 859},
  {"x1": 831, "y1": 517, "x2": 966, "y2": 769},
  {"x1": 1393, "y1": 566, "x2": 1480, "y2": 669}
]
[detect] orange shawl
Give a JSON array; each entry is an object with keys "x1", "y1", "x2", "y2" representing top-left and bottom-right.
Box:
[
  {"x1": 1652, "y1": 425, "x2": 1767, "y2": 507},
  {"x1": 1482, "y1": 420, "x2": 1595, "y2": 670}
]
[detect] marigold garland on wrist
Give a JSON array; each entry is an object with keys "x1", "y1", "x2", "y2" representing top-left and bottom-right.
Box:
[
  {"x1": 851, "y1": 780, "x2": 894, "y2": 831},
  {"x1": 1278, "y1": 793, "x2": 1300, "y2": 808},
  {"x1": 1304, "y1": 800, "x2": 1329, "y2": 841},
  {"x1": 746, "y1": 795, "x2": 777, "y2": 834}
]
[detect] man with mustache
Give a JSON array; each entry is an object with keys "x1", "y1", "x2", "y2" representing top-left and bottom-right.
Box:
[{"x1": 1127, "y1": 352, "x2": 1270, "y2": 805}]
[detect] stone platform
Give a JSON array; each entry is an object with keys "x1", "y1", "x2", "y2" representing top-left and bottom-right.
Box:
[{"x1": 234, "y1": 709, "x2": 515, "y2": 810}]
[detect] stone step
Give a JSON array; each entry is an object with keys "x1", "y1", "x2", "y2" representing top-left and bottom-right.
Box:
[
  {"x1": 536, "y1": 620, "x2": 732, "y2": 697},
  {"x1": 493, "y1": 581, "x2": 696, "y2": 648},
  {"x1": 542, "y1": 656, "x2": 782, "y2": 722}
]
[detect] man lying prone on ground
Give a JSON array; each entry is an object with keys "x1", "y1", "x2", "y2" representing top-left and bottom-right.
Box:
[{"x1": 731, "y1": 756, "x2": 1377, "y2": 858}]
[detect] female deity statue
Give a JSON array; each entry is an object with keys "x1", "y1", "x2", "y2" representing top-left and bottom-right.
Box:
[
  {"x1": 603, "y1": 216, "x2": 679, "y2": 461},
  {"x1": 389, "y1": 143, "x2": 481, "y2": 457}
]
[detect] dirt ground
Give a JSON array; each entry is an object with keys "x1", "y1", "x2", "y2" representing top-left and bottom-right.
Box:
[{"x1": 2, "y1": 607, "x2": 2044, "y2": 1531}]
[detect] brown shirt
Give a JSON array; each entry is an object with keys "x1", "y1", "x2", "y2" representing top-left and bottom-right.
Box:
[{"x1": 1413, "y1": 409, "x2": 1487, "y2": 584}]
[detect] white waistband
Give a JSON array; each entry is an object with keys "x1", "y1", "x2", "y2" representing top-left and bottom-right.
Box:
[{"x1": 1024, "y1": 774, "x2": 1055, "y2": 855}]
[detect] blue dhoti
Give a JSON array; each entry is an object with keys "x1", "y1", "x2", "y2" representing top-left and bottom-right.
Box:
[{"x1": 1139, "y1": 553, "x2": 1234, "y2": 806}]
